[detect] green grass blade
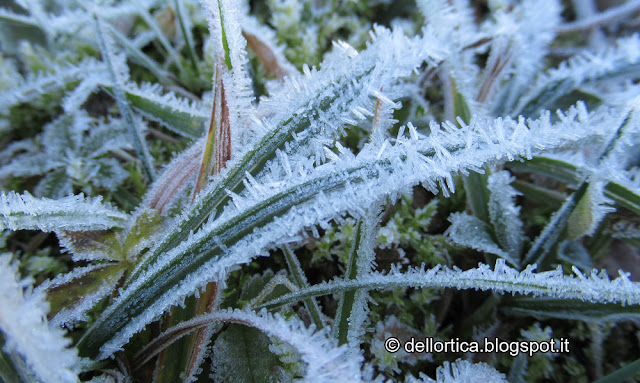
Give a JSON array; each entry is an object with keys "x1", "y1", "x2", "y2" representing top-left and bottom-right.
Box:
[
  {"x1": 102, "y1": 85, "x2": 206, "y2": 139},
  {"x1": 334, "y1": 220, "x2": 363, "y2": 345},
  {"x1": 95, "y1": 16, "x2": 157, "y2": 181},
  {"x1": 593, "y1": 358, "x2": 640, "y2": 383},
  {"x1": 502, "y1": 297, "x2": 640, "y2": 321},
  {"x1": 283, "y1": 246, "x2": 324, "y2": 330},
  {"x1": 174, "y1": 0, "x2": 199, "y2": 75},
  {"x1": 104, "y1": 22, "x2": 176, "y2": 86}
]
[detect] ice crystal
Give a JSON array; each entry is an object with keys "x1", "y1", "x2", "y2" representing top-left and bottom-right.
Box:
[{"x1": 0, "y1": 254, "x2": 79, "y2": 383}]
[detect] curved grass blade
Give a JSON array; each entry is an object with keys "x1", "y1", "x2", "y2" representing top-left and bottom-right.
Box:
[{"x1": 259, "y1": 260, "x2": 640, "y2": 310}]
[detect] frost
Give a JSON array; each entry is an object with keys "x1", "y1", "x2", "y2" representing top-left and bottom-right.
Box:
[
  {"x1": 121, "y1": 81, "x2": 208, "y2": 138},
  {"x1": 567, "y1": 180, "x2": 616, "y2": 238},
  {"x1": 86, "y1": 103, "x2": 626, "y2": 359},
  {"x1": 0, "y1": 191, "x2": 127, "y2": 232},
  {"x1": 487, "y1": 170, "x2": 524, "y2": 259},
  {"x1": 37, "y1": 263, "x2": 127, "y2": 329},
  {"x1": 0, "y1": 112, "x2": 130, "y2": 198},
  {"x1": 264, "y1": 258, "x2": 640, "y2": 313},
  {"x1": 515, "y1": 34, "x2": 640, "y2": 116},
  {"x1": 0, "y1": 254, "x2": 80, "y2": 383},
  {"x1": 488, "y1": 0, "x2": 561, "y2": 112},
  {"x1": 409, "y1": 359, "x2": 508, "y2": 383},
  {"x1": 199, "y1": 0, "x2": 256, "y2": 151},
  {"x1": 0, "y1": 58, "x2": 106, "y2": 111},
  {"x1": 195, "y1": 309, "x2": 364, "y2": 382},
  {"x1": 5, "y1": 0, "x2": 640, "y2": 380},
  {"x1": 445, "y1": 212, "x2": 516, "y2": 265}
]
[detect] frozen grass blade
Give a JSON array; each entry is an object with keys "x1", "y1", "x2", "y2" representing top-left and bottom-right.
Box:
[
  {"x1": 283, "y1": 246, "x2": 323, "y2": 329},
  {"x1": 94, "y1": 16, "x2": 156, "y2": 181},
  {"x1": 0, "y1": 191, "x2": 126, "y2": 232},
  {"x1": 260, "y1": 259, "x2": 640, "y2": 309}
]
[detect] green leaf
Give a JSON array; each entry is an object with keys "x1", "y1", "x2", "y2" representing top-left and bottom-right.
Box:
[
  {"x1": 334, "y1": 220, "x2": 364, "y2": 345},
  {"x1": 524, "y1": 109, "x2": 635, "y2": 264},
  {"x1": 509, "y1": 156, "x2": 581, "y2": 184},
  {"x1": 453, "y1": 90, "x2": 472, "y2": 126},
  {"x1": 210, "y1": 324, "x2": 291, "y2": 383},
  {"x1": 217, "y1": 0, "x2": 233, "y2": 70},
  {"x1": 122, "y1": 209, "x2": 163, "y2": 257},
  {"x1": 0, "y1": 333, "x2": 22, "y2": 383},
  {"x1": 593, "y1": 358, "x2": 640, "y2": 383},
  {"x1": 511, "y1": 179, "x2": 564, "y2": 209},
  {"x1": 463, "y1": 170, "x2": 492, "y2": 226},
  {"x1": 236, "y1": 270, "x2": 292, "y2": 308},
  {"x1": 567, "y1": 184, "x2": 598, "y2": 239},
  {"x1": 522, "y1": 180, "x2": 588, "y2": 266},
  {"x1": 152, "y1": 296, "x2": 201, "y2": 383},
  {"x1": 509, "y1": 156, "x2": 640, "y2": 216},
  {"x1": 604, "y1": 182, "x2": 640, "y2": 216},
  {"x1": 116, "y1": 87, "x2": 205, "y2": 139},
  {"x1": 502, "y1": 297, "x2": 640, "y2": 321},
  {"x1": 46, "y1": 262, "x2": 128, "y2": 318}
]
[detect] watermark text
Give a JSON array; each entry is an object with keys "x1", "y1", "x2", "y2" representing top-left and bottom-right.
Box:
[{"x1": 384, "y1": 337, "x2": 569, "y2": 357}]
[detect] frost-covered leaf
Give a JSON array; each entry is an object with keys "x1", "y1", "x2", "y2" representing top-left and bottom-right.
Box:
[
  {"x1": 117, "y1": 82, "x2": 207, "y2": 139},
  {"x1": 102, "y1": 14, "x2": 175, "y2": 85},
  {"x1": 0, "y1": 254, "x2": 80, "y2": 383},
  {"x1": 242, "y1": 14, "x2": 296, "y2": 80},
  {"x1": 371, "y1": 315, "x2": 429, "y2": 374},
  {"x1": 445, "y1": 213, "x2": 516, "y2": 266},
  {"x1": 418, "y1": 0, "x2": 483, "y2": 107},
  {"x1": 0, "y1": 111, "x2": 130, "y2": 197},
  {"x1": 510, "y1": 156, "x2": 640, "y2": 216},
  {"x1": 0, "y1": 191, "x2": 127, "y2": 232},
  {"x1": 488, "y1": 0, "x2": 561, "y2": 113},
  {"x1": 94, "y1": 15, "x2": 156, "y2": 181},
  {"x1": 334, "y1": 208, "x2": 381, "y2": 353},
  {"x1": 557, "y1": 240, "x2": 592, "y2": 270},
  {"x1": 128, "y1": 26, "x2": 445, "y2": 286},
  {"x1": 40, "y1": 263, "x2": 128, "y2": 329},
  {"x1": 211, "y1": 324, "x2": 293, "y2": 383},
  {"x1": 282, "y1": 246, "x2": 323, "y2": 329},
  {"x1": 143, "y1": 138, "x2": 203, "y2": 213},
  {"x1": 516, "y1": 34, "x2": 640, "y2": 116},
  {"x1": 199, "y1": 0, "x2": 255, "y2": 152},
  {"x1": 487, "y1": 170, "x2": 524, "y2": 258},
  {"x1": 0, "y1": 58, "x2": 105, "y2": 110}
]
